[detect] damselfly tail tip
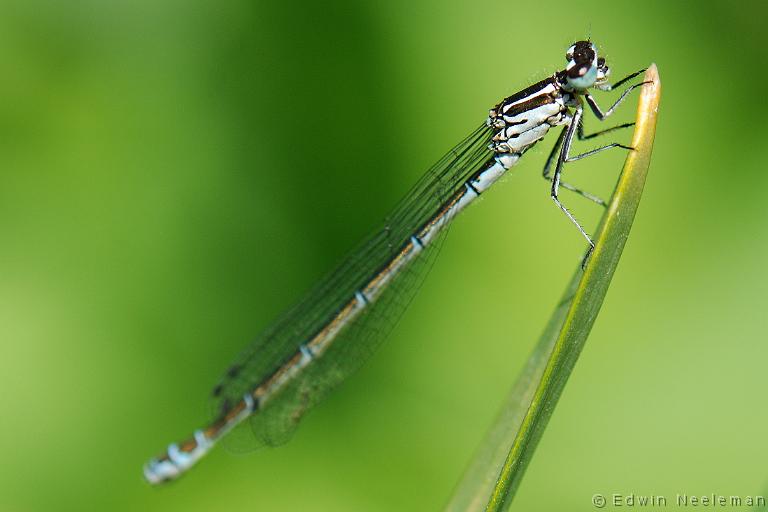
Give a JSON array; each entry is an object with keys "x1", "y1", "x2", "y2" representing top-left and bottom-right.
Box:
[
  {"x1": 143, "y1": 444, "x2": 206, "y2": 485},
  {"x1": 144, "y1": 453, "x2": 180, "y2": 485},
  {"x1": 144, "y1": 395, "x2": 257, "y2": 484},
  {"x1": 143, "y1": 428, "x2": 218, "y2": 485}
]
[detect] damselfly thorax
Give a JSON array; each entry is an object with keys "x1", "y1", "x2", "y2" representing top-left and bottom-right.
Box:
[{"x1": 144, "y1": 40, "x2": 648, "y2": 484}]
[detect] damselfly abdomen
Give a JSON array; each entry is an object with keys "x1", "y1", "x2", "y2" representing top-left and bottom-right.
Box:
[{"x1": 144, "y1": 40, "x2": 647, "y2": 484}]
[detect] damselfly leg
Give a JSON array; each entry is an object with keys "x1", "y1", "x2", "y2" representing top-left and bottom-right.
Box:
[
  {"x1": 544, "y1": 69, "x2": 650, "y2": 265},
  {"x1": 586, "y1": 69, "x2": 650, "y2": 120},
  {"x1": 542, "y1": 125, "x2": 633, "y2": 208},
  {"x1": 577, "y1": 120, "x2": 635, "y2": 141}
]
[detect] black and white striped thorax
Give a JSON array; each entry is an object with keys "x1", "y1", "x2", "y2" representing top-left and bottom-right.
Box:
[{"x1": 487, "y1": 73, "x2": 574, "y2": 157}]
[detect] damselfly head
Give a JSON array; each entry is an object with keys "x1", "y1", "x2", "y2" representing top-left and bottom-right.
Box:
[{"x1": 564, "y1": 40, "x2": 600, "y2": 90}]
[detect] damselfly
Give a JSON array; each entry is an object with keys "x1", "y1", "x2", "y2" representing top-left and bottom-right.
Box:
[{"x1": 144, "y1": 40, "x2": 647, "y2": 484}]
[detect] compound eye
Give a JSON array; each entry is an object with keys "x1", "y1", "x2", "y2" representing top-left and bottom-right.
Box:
[{"x1": 595, "y1": 57, "x2": 610, "y2": 81}]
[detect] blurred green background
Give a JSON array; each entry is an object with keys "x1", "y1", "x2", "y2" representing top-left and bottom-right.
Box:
[{"x1": 2, "y1": 1, "x2": 767, "y2": 510}]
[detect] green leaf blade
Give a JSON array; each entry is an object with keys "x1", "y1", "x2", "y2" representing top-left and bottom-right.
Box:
[{"x1": 445, "y1": 64, "x2": 661, "y2": 512}]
